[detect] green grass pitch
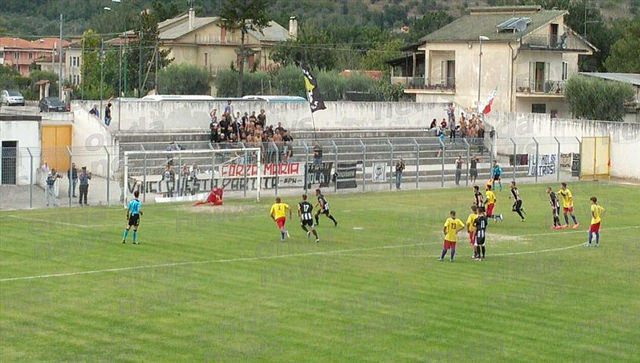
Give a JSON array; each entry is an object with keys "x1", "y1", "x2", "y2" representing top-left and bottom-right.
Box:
[{"x1": 1, "y1": 181, "x2": 639, "y2": 361}]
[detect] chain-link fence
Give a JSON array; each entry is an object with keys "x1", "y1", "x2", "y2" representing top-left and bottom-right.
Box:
[
  {"x1": 1, "y1": 136, "x2": 583, "y2": 209},
  {"x1": 0, "y1": 146, "x2": 118, "y2": 209}
]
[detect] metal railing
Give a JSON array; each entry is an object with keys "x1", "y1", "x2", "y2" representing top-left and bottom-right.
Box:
[
  {"x1": 516, "y1": 78, "x2": 566, "y2": 95},
  {"x1": 1, "y1": 135, "x2": 584, "y2": 209},
  {"x1": 390, "y1": 77, "x2": 455, "y2": 91}
]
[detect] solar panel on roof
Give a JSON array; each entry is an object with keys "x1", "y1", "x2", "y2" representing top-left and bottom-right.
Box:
[{"x1": 497, "y1": 17, "x2": 531, "y2": 32}]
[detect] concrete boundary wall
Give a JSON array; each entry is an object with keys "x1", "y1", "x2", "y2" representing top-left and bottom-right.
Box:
[
  {"x1": 486, "y1": 111, "x2": 640, "y2": 180},
  {"x1": 72, "y1": 100, "x2": 454, "y2": 132}
]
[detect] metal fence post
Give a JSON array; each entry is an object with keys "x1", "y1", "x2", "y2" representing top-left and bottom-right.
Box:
[
  {"x1": 387, "y1": 138, "x2": 393, "y2": 190},
  {"x1": 331, "y1": 140, "x2": 338, "y2": 193},
  {"x1": 142, "y1": 145, "x2": 147, "y2": 202},
  {"x1": 104, "y1": 146, "x2": 110, "y2": 206},
  {"x1": 27, "y1": 147, "x2": 33, "y2": 208},
  {"x1": 177, "y1": 152, "x2": 182, "y2": 196},
  {"x1": 272, "y1": 141, "x2": 279, "y2": 196},
  {"x1": 123, "y1": 152, "x2": 128, "y2": 207},
  {"x1": 359, "y1": 140, "x2": 366, "y2": 192},
  {"x1": 510, "y1": 138, "x2": 517, "y2": 183},
  {"x1": 576, "y1": 136, "x2": 582, "y2": 180},
  {"x1": 554, "y1": 136, "x2": 561, "y2": 182},
  {"x1": 302, "y1": 140, "x2": 309, "y2": 194},
  {"x1": 66, "y1": 146, "x2": 72, "y2": 207},
  {"x1": 438, "y1": 138, "x2": 445, "y2": 187},
  {"x1": 243, "y1": 148, "x2": 248, "y2": 198},
  {"x1": 463, "y1": 138, "x2": 470, "y2": 186},
  {"x1": 533, "y1": 137, "x2": 539, "y2": 184},
  {"x1": 413, "y1": 138, "x2": 419, "y2": 189}
]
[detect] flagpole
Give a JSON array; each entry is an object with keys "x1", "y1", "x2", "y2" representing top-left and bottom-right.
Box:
[{"x1": 310, "y1": 111, "x2": 318, "y2": 141}]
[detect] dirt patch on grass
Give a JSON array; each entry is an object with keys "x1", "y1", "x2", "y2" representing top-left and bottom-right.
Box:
[
  {"x1": 182, "y1": 204, "x2": 256, "y2": 214},
  {"x1": 487, "y1": 233, "x2": 526, "y2": 242}
]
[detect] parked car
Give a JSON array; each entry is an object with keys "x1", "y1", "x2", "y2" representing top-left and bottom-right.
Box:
[
  {"x1": 1, "y1": 90, "x2": 25, "y2": 106},
  {"x1": 39, "y1": 97, "x2": 66, "y2": 112}
]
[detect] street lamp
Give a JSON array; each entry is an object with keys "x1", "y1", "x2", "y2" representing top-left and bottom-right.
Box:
[{"x1": 477, "y1": 35, "x2": 489, "y2": 112}]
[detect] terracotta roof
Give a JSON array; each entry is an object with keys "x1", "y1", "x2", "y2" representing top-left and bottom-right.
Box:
[{"x1": 0, "y1": 37, "x2": 70, "y2": 50}]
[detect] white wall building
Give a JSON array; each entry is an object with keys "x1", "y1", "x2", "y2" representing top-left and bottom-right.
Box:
[{"x1": 390, "y1": 6, "x2": 596, "y2": 118}]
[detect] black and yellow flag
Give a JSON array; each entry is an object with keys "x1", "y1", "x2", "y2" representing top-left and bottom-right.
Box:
[{"x1": 301, "y1": 65, "x2": 326, "y2": 113}]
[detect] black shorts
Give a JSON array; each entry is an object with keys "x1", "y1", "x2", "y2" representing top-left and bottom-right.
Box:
[
  {"x1": 301, "y1": 219, "x2": 314, "y2": 227},
  {"x1": 493, "y1": 174, "x2": 501, "y2": 181},
  {"x1": 552, "y1": 207, "x2": 559, "y2": 217},
  {"x1": 317, "y1": 208, "x2": 329, "y2": 215},
  {"x1": 512, "y1": 200, "x2": 522, "y2": 211},
  {"x1": 475, "y1": 236, "x2": 485, "y2": 246},
  {"x1": 128, "y1": 214, "x2": 140, "y2": 227},
  {"x1": 470, "y1": 168, "x2": 478, "y2": 177}
]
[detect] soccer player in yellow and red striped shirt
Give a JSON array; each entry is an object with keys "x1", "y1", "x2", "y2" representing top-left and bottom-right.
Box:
[
  {"x1": 558, "y1": 182, "x2": 579, "y2": 229},
  {"x1": 586, "y1": 196, "x2": 605, "y2": 247},
  {"x1": 439, "y1": 210, "x2": 465, "y2": 262},
  {"x1": 484, "y1": 184, "x2": 503, "y2": 221},
  {"x1": 270, "y1": 197, "x2": 292, "y2": 241}
]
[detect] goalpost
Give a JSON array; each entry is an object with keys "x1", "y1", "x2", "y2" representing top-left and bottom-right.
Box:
[{"x1": 123, "y1": 147, "x2": 262, "y2": 206}]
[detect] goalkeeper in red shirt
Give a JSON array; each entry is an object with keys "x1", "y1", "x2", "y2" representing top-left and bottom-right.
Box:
[{"x1": 193, "y1": 187, "x2": 224, "y2": 206}]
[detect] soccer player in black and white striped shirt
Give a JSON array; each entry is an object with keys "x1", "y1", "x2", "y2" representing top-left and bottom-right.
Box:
[
  {"x1": 509, "y1": 181, "x2": 526, "y2": 222},
  {"x1": 298, "y1": 194, "x2": 319, "y2": 242}
]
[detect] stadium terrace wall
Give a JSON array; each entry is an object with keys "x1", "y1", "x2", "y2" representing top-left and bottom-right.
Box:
[
  {"x1": 71, "y1": 100, "x2": 452, "y2": 132},
  {"x1": 0, "y1": 116, "x2": 41, "y2": 186},
  {"x1": 485, "y1": 111, "x2": 640, "y2": 180}
]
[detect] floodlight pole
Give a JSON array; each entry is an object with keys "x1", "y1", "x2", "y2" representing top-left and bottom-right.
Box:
[{"x1": 477, "y1": 36, "x2": 489, "y2": 112}]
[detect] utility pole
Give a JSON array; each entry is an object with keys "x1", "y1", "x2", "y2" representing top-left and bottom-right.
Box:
[
  {"x1": 138, "y1": 30, "x2": 143, "y2": 98},
  {"x1": 100, "y1": 38, "x2": 104, "y2": 118},
  {"x1": 59, "y1": 13, "x2": 63, "y2": 99},
  {"x1": 154, "y1": 40, "x2": 158, "y2": 93}
]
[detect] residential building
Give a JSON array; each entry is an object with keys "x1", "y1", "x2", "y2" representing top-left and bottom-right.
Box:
[
  {"x1": 158, "y1": 9, "x2": 292, "y2": 95},
  {"x1": 65, "y1": 42, "x2": 82, "y2": 87},
  {"x1": 0, "y1": 37, "x2": 70, "y2": 76},
  {"x1": 388, "y1": 6, "x2": 596, "y2": 117}
]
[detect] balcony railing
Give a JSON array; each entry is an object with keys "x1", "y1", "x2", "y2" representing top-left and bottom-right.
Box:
[
  {"x1": 516, "y1": 78, "x2": 565, "y2": 95},
  {"x1": 391, "y1": 76, "x2": 455, "y2": 91},
  {"x1": 522, "y1": 34, "x2": 587, "y2": 51}
]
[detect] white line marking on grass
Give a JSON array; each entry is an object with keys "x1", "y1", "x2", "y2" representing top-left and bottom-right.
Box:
[
  {"x1": 0, "y1": 242, "x2": 441, "y2": 283},
  {"x1": 4, "y1": 215, "x2": 166, "y2": 228},
  {"x1": 335, "y1": 242, "x2": 586, "y2": 258},
  {"x1": 2, "y1": 226, "x2": 637, "y2": 283}
]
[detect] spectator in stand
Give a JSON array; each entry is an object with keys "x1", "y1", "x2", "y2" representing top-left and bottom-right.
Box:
[
  {"x1": 209, "y1": 114, "x2": 219, "y2": 143},
  {"x1": 224, "y1": 100, "x2": 233, "y2": 115},
  {"x1": 241, "y1": 112, "x2": 249, "y2": 127},
  {"x1": 67, "y1": 162, "x2": 78, "y2": 197},
  {"x1": 455, "y1": 155, "x2": 463, "y2": 185},
  {"x1": 429, "y1": 118, "x2": 437, "y2": 130},
  {"x1": 440, "y1": 118, "x2": 447, "y2": 130},
  {"x1": 249, "y1": 111, "x2": 257, "y2": 124},
  {"x1": 437, "y1": 129, "x2": 446, "y2": 158},
  {"x1": 469, "y1": 156, "x2": 479, "y2": 183},
  {"x1": 45, "y1": 168, "x2": 62, "y2": 207},
  {"x1": 189, "y1": 163, "x2": 199, "y2": 194},
  {"x1": 257, "y1": 109, "x2": 267, "y2": 127},
  {"x1": 89, "y1": 104, "x2": 99, "y2": 118},
  {"x1": 313, "y1": 142, "x2": 323, "y2": 164},
  {"x1": 459, "y1": 113, "x2": 467, "y2": 138},
  {"x1": 449, "y1": 111, "x2": 457, "y2": 143},
  {"x1": 209, "y1": 108, "x2": 218, "y2": 122},
  {"x1": 395, "y1": 157, "x2": 405, "y2": 190},
  {"x1": 104, "y1": 100, "x2": 112, "y2": 126},
  {"x1": 162, "y1": 164, "x2": 175, "y2": 197},
  {"x1": 78, "y1": 166, "x2": 92, "y2": 206}
]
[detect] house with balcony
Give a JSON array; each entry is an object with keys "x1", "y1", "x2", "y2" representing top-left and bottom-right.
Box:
[
  {"x1": 0, "y1": 37, "x2": 70, "y2": 76},
  {"x1": 158, "y1": 9, "x2": 293, "y2": 95},
  {"x1": 388, "y1": 6, "x2": 596, "y2": 116}
]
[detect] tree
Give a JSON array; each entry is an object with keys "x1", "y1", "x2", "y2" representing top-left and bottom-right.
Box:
[
  {"x1": 359, "y1": 38, "x2": 404, "y2": 70},
  {"x1": 157, "y1": 64, "x2": 211, "y2": 95},
  {"x1": 126, "y1": 10, "x2": 172, "y2": 97},
  {"x1": 80, "y1": 29, "x2": 118, "y2": 100},
  {"x1": 564, "y1": 75, "x2": 634, "y2": 122},
  {"x1": 604, "y1": 17, "x2": 640, "y2": 73},
  {"x1": 220, "y1": 0, "x2": 271, "y2": 97}
]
